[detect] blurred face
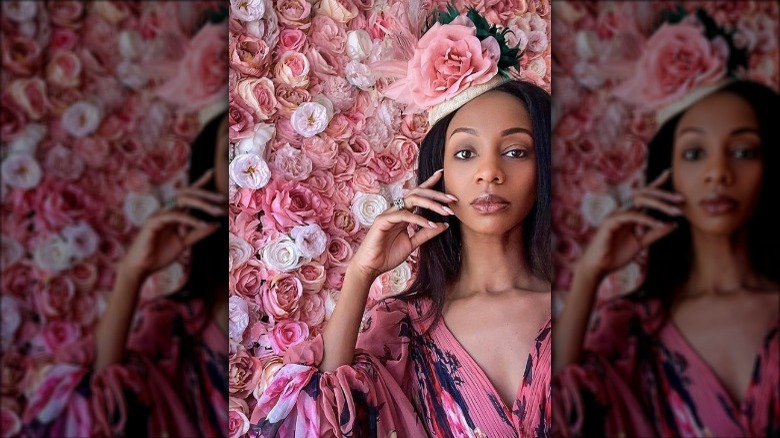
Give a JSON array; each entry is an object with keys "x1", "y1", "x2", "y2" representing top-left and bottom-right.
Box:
[
  {"x1": 672, "y1": 91, "x2": 764, "y2": 236},
  {"x1": 214, "y1": 115, "x2": 230, "y2": 196},
  {"x1": 443, "y1": 91, "x2": 537, "y2": 235}
]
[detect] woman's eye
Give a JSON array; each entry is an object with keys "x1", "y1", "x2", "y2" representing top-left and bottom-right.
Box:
[
  {"x1": 682, "y1": 148, "x2": 704, "y2": 161},
  {"x1": 505, "y1": 149, "x2": 527, "y2": 159},
  {"x1": 732, "y1": 148, "x2": 760, "y2": 159},
  {"x1": 454, "y1": 150, "x2": 475, "y2": 160}
]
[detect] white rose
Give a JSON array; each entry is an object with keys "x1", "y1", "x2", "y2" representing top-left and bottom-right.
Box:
[
  {"x1": 228, "y1": 296, "x2": 249, "y2": 343},
  {"x1": 33, "y1": 234, "x2": 73, "y2": 272},
  {"x1": 290, "y1": 224, "x2": 328, "y2": 259},
  {"x1": 345, "y1": 60, "x2": 375, "y2": 90},
  {"x1": 346, "y1": 29, "x2": 372, "y2": 61},
  {"x1": 351, "y1": 192, "x2": 388, "y2": 227},
  {"x1": 291, "y1": 102, "x2": 331, "y2": 138},
  {"x1": 389, "y1": 262, "x2": 412, "y2": 293},
  {"x1": 261, "y1": 235, "x2": 307, "y2": 272},
  {"x1": 123, "y1": 192, "x2": 162, "y2": 227},
  {"x1": 528, "y1": 57, "x2": 547, "y2": 78},
  {"x1": 580, "y1": 191, "x2": 617, "y2": 226},
  {"x1": 61, "y1": 222, "x2": 99, "y2": 259},
  {"x1": 8, "y1": 123, "x2": 47, "y2": 154},
  {"x1": 2, "y1": 1, "x2": 36, "y2": 22},
  {"x1": 235, "y1": 122, "x2": 275, "y2": 156},
  {"x1": 231, "y1": 0, "x2": 265, "y2": 22},
  {"x1": 118, "y1": 30, "x2": 143, "y2": 60},
  {"x1": 0, "y1": 235, "x2": 23, "y2": 270},
  {"x1": 229, "y1": 232, "x2": 255, "y2": 272},
  {"x1": 116, "y1": 61, "x2": 148, "y2": 90},
  {"x1": 0, "y1": 296, "x2": 21, "y2": 351},
  {"x1": 273, "y1": 144, "x2": 312, "y2": 182},
  {"x1": 229, "y1": 153, "x2": 271, "y2": 189},
  {"x1": 61, "y1": 101, "x2": 102, "y2": 138},
  {"x1": 46, "y1": 144, "x2": 84, "y2": 181},
  {"x1": 575, "y1": 30, "x2": 599, "y2": 61},
  {"x1": 1, "y1": 153, "x2": 42, "y2": 189}
]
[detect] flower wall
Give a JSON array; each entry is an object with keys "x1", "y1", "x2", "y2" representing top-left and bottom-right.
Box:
[
  {"x1": 550, "y1": 0, "x2": 778, "y2": 313},
  {"x1": 226, "y1": 0, "x2": 551, "y2": 435},
  {"x1": 0, "y1": 1, "x2": 225, "y2": 435}
]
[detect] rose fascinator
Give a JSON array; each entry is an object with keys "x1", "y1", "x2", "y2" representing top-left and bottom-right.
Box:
[
  {"x1": 612, "y1": 8, "x2": 749, "y2": 126},
  {"x1": 373, "y1": 3, "x2": 524, "y2": 126}
]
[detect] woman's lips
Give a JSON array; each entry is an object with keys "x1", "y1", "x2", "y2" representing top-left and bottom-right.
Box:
[
  {"x1": 699, "y1": 196, "x2": 738, "y2": 214},
  {"x1": 471, "y1": 194, "x2": 510, "y2": 213}
]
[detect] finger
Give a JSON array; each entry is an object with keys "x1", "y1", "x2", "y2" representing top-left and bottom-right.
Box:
[
  {"x1": 192, "y1": 169, "x2": 215, "y2": 188},
  {"x1": 410, "y1": 222, "x2": 449, "y2": 249},
  {"x1": 181, "y1": 222, "x2": 221, "y2": 246},
  {"x1": 638, "y1": 222, "x2": 678, "y2": 247},
  {"x1": 417, "y1": 168, "x2": 444, "y2": 189},
  {"x1": 634, "y1": 187, "x2": 685, "y2": 203},
  {"x1": 633, "y1": 195, "x2": 683, "y2": 216},
  {"x1": 177, "y1": 186, "x2": 227, "y2": 202},
  {"x1": 175, "y1": 195, "x2": 227, "y2": 217},
  {"x1": 377, "y1": 209, "x2": 439, "y2": 231},
  {"x1": 604, "y1": 210, "x2": 668, "y2": 230},
  {"x1": 406, "y1": 187, "x2": 458, "y2": 204},
  {"x1": 404, "y1": 193, "x2": 455, "y2": 216},
  {"x1": 148, "y1": 211, "x2": 211, "y2": 230},
  {"x1": 647, "y1": 168, "x2": 672, "y2": 188}
]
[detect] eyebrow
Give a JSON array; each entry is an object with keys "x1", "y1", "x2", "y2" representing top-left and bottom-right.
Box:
[
  {"x1": 449, "y1": 127, "x2": 533, "y2": 139},
  {"x1": 676, "y1": 126, "x2": 761, "y2": 138}
]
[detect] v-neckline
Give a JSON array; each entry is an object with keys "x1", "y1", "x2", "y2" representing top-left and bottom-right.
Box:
[
  {"x1": 436, "y1": 312, "x2": 552, "y2": 417},
  {"x1": 663, "y1": 315, "x2": 779, "y2": 413}
]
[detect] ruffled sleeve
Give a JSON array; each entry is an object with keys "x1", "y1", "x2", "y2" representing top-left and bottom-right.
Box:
[
  {"x1": 22, "y1": 299, "x2": 228, "y2": 437},
  {"x1": 249, "y1": 298, "x2": 427, "y2": 437},
  {"x1": 552, "y1": 298, "x2": 658, "y2": 437}
]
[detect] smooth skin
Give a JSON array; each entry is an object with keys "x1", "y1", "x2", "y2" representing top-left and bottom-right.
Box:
[
  {"x1": 553, "y1": 91, "x2": 779, "y2": 406},
  {"x1": 95, "y1": 116, "x2": 230, "y2": 372},
  {"x1": 322, "y1": 91, "x2": 551, "y2": 409}
]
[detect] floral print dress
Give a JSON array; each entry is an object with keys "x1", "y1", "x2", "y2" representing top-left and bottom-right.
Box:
[
  {"x1": 553, "y1": 297, "x2": 780, "y2": 437},
  {"x1": 21, "y1": 298, "x2": 229, "y2": 437},
  {"x1": 252, "y1": 297, "x2": 552, "y2": 437}
]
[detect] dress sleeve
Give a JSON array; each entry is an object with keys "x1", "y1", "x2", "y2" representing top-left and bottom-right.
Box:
[
  {"x1": 552, "y1": 298, "x2": 656, "y2": 437},
  {"x1": 22, "y1": 299, "x2": 226, "y2": 437},
  {"x1": 249, "y1": 298, "x2": 427, "y2": 437}
]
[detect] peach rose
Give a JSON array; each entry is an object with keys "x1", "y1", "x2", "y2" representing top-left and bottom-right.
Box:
[
  {"x1": 229, "y1": 348, "x2": 262, "y2": 398},
  {"x1": 7, "y1": 79, "x2": 48, "y2": 121},
  {"x1": 296, "y1": 262, "x2": 327, "y2": 294},
  {"x1": 406, "y1": 21, "x2": 500, "y2": 108},
  {"x1": 275, "y1": 0, "x2": 312, "y2": 29},
  {"x1": 317, "y1": 0, "x2": 358, "y2": 23},
  {"x1": 278, "y1": 29, "x2": 307, "y2": 53},
  {"x1": 230, "y1": 33, "x2": 270, "y2": 78},
  {"x1": 2, "y1": 35, "x2": 42, "y2": 76},
  {"x1": 274, "y1": 51, "x2": 310, "y2": 89}
]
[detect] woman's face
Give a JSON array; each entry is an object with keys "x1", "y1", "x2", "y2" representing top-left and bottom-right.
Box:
[
  {"x1": 443, "y1": 91, "x2": 537, "y2": 236},
  {"x1": 672, "y1": 91, "x2": 764, "y2": 236},
  {"x1": 214, "y1": 115, "x2": 230, "y2": 196}
]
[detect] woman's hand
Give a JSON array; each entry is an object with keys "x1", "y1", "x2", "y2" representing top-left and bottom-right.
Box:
[
  {"x1": 349, "y1": 169, "x2": 455, "y2": 281},
  {"x1": 577, "y1": 169, "x2": 683, "y2": 278},
  {"x1": 119, "y1": 170, "x2": 226, "y2": 278}
]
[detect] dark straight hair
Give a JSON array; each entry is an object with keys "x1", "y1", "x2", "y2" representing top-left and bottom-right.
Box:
[
  {"x1": 170, "y1": 111, "x2": 229, "y2": 312},
  {"x1": 396, "y1": 80, "x2": 552, "y2": 328},
  {"x1": 630, "y1": 80, "x2": 780, "y2": 314}
]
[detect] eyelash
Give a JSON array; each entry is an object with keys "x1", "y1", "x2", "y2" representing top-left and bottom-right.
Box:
[
  {"x1": 681, "y1": 146, "x2": 761, "y2": 161},
  {"x1": 454, "y1": 149, "x2": 527, "y2": 160}
]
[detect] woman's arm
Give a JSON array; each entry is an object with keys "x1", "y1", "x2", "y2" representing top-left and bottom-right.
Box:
[{"x1": 94, "y1": 264, "x2": 146, "y2": 371}]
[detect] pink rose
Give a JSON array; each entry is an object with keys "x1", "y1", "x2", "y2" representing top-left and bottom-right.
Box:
[
  {"x1": 598, "y1": 138, "x2": 645, "y2": 185},
  {"x1": 367, "y1": 151, "x2": 405, "y2": 184},
  {"x1": 298, "y1": 291, "x2": 326, "y2": 327},
  {"x1": 35, "y1": 275, "x2": 76, "y2": 320},
  {"x1": 268, "y1": 320, "x2": 310, "y2": 355},
  {"x1": 278, "y1": 29, "x2": 307, "y2": 53},
  {"x1": 7, "y1": 79, "x2": 49, "y2": 121},
  {"x1": 50, "y1": 28, "x2": 80, "y2": 53},
  {"x1": 40, "y1": 321, "x2": 81, "y2": 354},
  {"x1": 46, "y1": 51, "x2": 82, "y2": 89},
  {"x1": 255, "y1": 356, "x2": 284, "y2": 397},
  {"x1": 405, "y1": 21, "x2": 500, "y2": 108},
  {"x1": 326, "y1": 236, "x2": 353, "y2": 271},
  {"x1": 331, "y1": 181, "x2": 356, "y2": 207},
  {"x1": 328, "y1": 208, "x2": 360, "y2": 239},
  {"x1": 322, "y1": 75, "x2": 357, "y2": 112},
  {"x1": 275, "y1": 0, "x2": 312, "y2": 30},
  {"x1": 309, "y1": 15, "x2": 346, "y2": 55},
  {"x1": 400, "y1": 113, "x2": 429, "y2": 143},
  {"x1": 333, "y1": 148, "x2": 357, "y2": 183},
  {"x1": 228, "y1": 409, "x2": 249, "y2": 438},
  {"x1": 229, "y1": 33, "x2": 270, "y2": 78},
  {"x1": 274, "y1": 51, "x2": 310, "y2": 89},
  {"x1": 140, "y1": 137, "x2": 189, "y2": 184},
  {"x1": 235, "y1": 77, "x2": 278, "y2": 121},
  {"x1": 391, "y1": 136, "x2": 419, "y2": 171},
  {"x1": 352, "y1": 167, "x2": 380, "y2": 194},
  {"x1": 323, "y1": 113, "x2": 354, "y2": 142},
  {"x1": 1, "y1": 35, "x2": 42, "y2": 76},
  {"x1": 344, "y1": 135, "x2": 374, "y2": 166},
  {"x1": 275, "y1": 83, "x2": 311, "y2": 116},
  {"x1": 229, "y1": 97, "x2": 255, "y2": 141},
  {"x1": 229, "y1": 348, "x2": 262, "y2": 398},
  {"x1": 73, "y1": 136, "x2": 110, "y2": 168},
  {"x1": 295, "y1": 262, "x2": 327, "y2": 294},
  {"x1": 304, "y1": 169, "x2": 336, "y2": 200},
  {"x1": 48, "y1": 1, "x2": 85, "y2": 27},
  {"x1": 262, "y1": 274, "x2": 303, "y2": 322},
  {"x1": 614, "y1": 22, "x2": 728, "y2": 110},
  {"x1": 260, "y1": 179, "x2": 332, "y2": 232},
  {"x1": 301, "y1": 135, "x2": 339, "y2": 170},
  {"x1": 232, "y1": 259, "x2": 265, "y2": 300},
  {"x1": 0, "y1": 97, "x2": 26, "y2": 142}
]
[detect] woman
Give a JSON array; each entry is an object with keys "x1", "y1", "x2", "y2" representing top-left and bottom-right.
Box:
[
  {"x1": 552, "y1": 80, "x2": 780, "y2": 437},
  {"x1": 22, "y1": 112, "x2": 231, "y2": 437},
  {"x1": 252, "y1": 76, "x2": 551, "y2": 437}
]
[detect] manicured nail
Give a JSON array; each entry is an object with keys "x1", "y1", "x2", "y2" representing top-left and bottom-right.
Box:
[
  {"x1": 443, "y1": 206, "x2": 455, "y2": 215},
  {"x1": 446, "y1": 194, "x2": 458, "y2": 202},
  {"x1": 444, "y1": 222, "x2": 450, "y2": 228},
  {"x1": 436, "y1": 169, "x2": 444, "y2": 174},
  {"x1": 428, "y1": 221, "x2": 437, "y2": 228}
]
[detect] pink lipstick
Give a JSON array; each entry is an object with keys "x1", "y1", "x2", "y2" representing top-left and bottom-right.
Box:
[{"x1": 470, "y1": 194, "x2": 510, "y2": 214}]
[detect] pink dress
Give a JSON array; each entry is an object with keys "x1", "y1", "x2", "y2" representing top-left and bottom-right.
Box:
[
  {"x1": 22, "y1": 298, "x2": 229, "y2": 437},
  {"x1": 252, "y1": 297, "x2": 552, "y2": 437},
  {"x1": 553, "y1": 297, "x2": 780, "y2": 437}
]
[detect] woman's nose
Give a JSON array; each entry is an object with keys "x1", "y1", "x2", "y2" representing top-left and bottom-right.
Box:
[
  {"x1": 474, "y1": 156, "x2": 505, "y2": 184},
  {"x1": 704, "y1": 155, "x2": 734, "y2": 185}
]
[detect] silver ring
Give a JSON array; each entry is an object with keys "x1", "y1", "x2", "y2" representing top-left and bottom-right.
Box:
[{"x1": 393, "y1": 197, "x2": 405, "y2": 211}]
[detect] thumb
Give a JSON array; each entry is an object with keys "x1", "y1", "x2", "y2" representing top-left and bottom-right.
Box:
[{"x1": 410, "y1": 222, "x2": 449, "y2": 249}]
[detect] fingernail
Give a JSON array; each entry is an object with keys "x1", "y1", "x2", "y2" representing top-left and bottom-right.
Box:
[
  {"x1": 444, "y1": 222, "x2": 450, "y2": 228},
  {"x1": 436, "y1": 169, "x2": 444, "y2": 174},
  {"x1": 198, "y1": 221, "x2": 208, "y2": 227},
  {"x1": 446, "y1": 194, "x2": 458, "y2": 201},
  {"x1": 443, "y1": 206, "x2": 455, "y2": 215},
  {"x1": 428, "y1": 221, "x2": 437, "y2": 228}
]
